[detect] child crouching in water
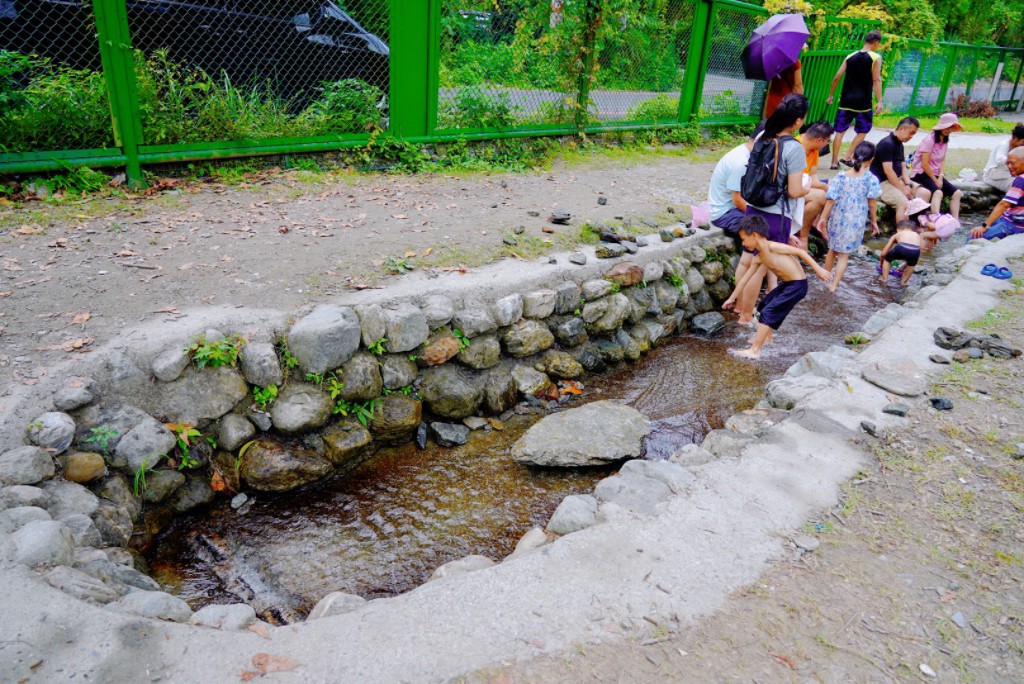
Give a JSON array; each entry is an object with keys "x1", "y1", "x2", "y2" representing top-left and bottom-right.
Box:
[
  {"x1": 815, "y1": 141, "x2": 881, "y2": 292},
  {"x1": 722, "y1": 215, "x2": 833, "y2": 359},
  {"x1": 878, "y1": 220, "x2": 922, "y2": 287},
  {"x1": 905, "y1": 197, "x2": 960, "y2": 250}
]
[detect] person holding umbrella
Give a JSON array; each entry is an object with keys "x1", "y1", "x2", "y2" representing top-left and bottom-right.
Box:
[
  {"x1": 742, "y1": 14, "x2": 809, "y2": 118},
  {"x1": 825, "y1": 30, "x2": 884, "y2": 170}
]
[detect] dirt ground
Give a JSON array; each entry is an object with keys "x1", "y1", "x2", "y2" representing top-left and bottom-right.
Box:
[
  {"x1": 0, "y1": 141, "x2": 992, "y2": 400},
  {"x1": 0, "y1": 145, "x2": 723, "y2": 398},
  {"x1": 476, "y1": 269, "x2": 1024, "y2": 683}
]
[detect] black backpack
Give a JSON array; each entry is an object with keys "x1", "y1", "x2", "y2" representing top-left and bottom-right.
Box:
[{"x1": 741, "y1": 134, "x2": 795, "y2": 208}]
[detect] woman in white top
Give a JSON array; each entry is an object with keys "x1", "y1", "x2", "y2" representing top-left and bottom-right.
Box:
[{"x1": 984, "y1": 124, "x2": 1024, "y2": 193}]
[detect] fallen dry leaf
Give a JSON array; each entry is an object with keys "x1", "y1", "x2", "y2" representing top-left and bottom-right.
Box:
[
  {"x1": 0, "y1": 292, "x2": 11, "y2": 297},
  {"x1": 252, "y1": 654, "x2": 298, "y2": 673},
  {"x1": 421, "y1": 247, "x2": 432, "y2": 257},
  {"x1": 239, "y1": 670, "x2": 260, "y2": 681},
  {"x1": 15, "y1": 225, "x2": 43, "y2": 235},
  {"x1": 178, "y1": 263, "x2": 193, "y2": 271},
  {"x1": 116, "y1": 250, "x2": 139, "y2": 257},
  {"x1": 767, "y1": 651, "x2": 797, "y2": 670},
  {"x1": 392, "y1": 214, "x2": 408, "y2": 219},
  {"x1": 210, "y1": 470, "x2": 228, "y2": 493},
  {"x1": 487, "y1": 418, "x2": 504, "y2": 431},
  {"x1": 70, "y1": 311, "x2": 91, "y2": 326},
  {"x1": 278, "y1": 226, "x2": 289, "y2": 234},
  {"x1": 403, "y1": 251, "x2": 417, "y2": 258},
  {"x1": 247, "y1": 623, "x2": 271, "y2": 639},
  {"x1": 64, "y1": 337, "x2": 93, "y2": 352},
  {"x1": 152, "y1": 306, "x2": 181, "y2": 315}
]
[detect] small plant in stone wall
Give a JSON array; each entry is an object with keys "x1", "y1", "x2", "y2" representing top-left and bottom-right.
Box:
[
  {"x1": 84, "y1": 425, "x2": 119, "y2": 455},
  {"x1": 235, "y1": 439, "x2": 257, "y2": 475},
  {"x1": 452, "y1": 328, "x2": 470, "y2": 351},
  {"x1": 252, "y1": 384, "x2": 278, "y2": 411},
  {"x1": 667, "y1": 273, "x2": 685, "y2": 291},
  {"x1": 306, "y1": 372, "x2": 326, "y2": 386},
  {"x1": 133, "y1": 458, "x2": 155, "y2": 496},
  {"x1": 382, "y1": 384, "x2": 419, "y2": 399},
  {"x1": 185, "y1": 334, "x2": 246, "y2": 369},
  {"x1": 277, "y1": 338, "x2": 300, "y2": 379},
  {"x1": 164, "y1": 422, "x2": 212, "y2": 470},
  {"x1": 367, "y1": 337, "x2": 388, "y2": 356},
  {"x1": 333, "y1": 398, "x2": 381, "y2": 427}
]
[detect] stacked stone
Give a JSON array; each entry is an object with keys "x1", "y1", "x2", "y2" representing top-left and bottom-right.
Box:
[{"x1": 0, "y1": 235, "x2": 736, "y2": 618}]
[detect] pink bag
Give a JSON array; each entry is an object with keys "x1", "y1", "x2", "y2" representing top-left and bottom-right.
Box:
[
  {"x1": 690, "y1": 201, "x2": 710, "y2": 228},
  {"x1": 931, "y1": 213, "x2": 960, "y2": 240}
]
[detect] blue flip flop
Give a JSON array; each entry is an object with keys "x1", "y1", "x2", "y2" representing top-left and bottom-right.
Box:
[
  {"x1": 981, "y1": 263, "x2": 998, "y2": 276},
  {"x1": 993, "y1": 267, "x2": 1014, "y2": 280}
]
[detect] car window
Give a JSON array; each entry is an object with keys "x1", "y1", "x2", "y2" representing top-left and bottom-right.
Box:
[
  {"x1": 0, "y1": 0, "x2": 15, "y2": 19},
  {"x1": 321, "y1": 4, "x2": 362, "y2": 33}
]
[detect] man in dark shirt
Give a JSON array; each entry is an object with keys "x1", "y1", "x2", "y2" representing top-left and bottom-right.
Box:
[
  {"x1": 870, "y1": 116, "x2": 929, "y2": 222},
  {"x1": 826, "y1": 30, "x2": 884, "y2": 170}
]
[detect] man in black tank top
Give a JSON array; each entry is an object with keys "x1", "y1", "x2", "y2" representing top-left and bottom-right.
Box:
[{"x1": 826, "y1": 30, "x2": 884, "y2": 171}]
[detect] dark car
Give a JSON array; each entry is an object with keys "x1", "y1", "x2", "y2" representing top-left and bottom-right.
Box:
[{"x1": 0, "y1": 0, "x2": 389, "y2": 108}]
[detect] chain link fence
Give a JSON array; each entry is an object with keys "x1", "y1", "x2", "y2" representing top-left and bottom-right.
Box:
[
  {"x1": 126, "y1": 0, "x2": 390, "y2": 146},
  {"x1": 2, "y1": 0, "x2": 1023, "y2": 179},
  {"x1": 588, "y1": 0, "x2": 694, "y2": 123},
  {"x1": 699, "y1": 2, "x2": 765, "y2": 120},
  {"x1": 436, "y1": 0, "x2": 573, "y2": 131},
  {"x1": 0, "y1": 0, "x2": 114, "y2": 153}
]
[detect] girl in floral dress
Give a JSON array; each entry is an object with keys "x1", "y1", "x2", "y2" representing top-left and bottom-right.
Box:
[{"x1": 815, "y1": 141, "x2": 881, "y2": 292}]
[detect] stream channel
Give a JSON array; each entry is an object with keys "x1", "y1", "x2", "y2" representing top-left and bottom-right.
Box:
[{"x1": 148, "y1": 230, "x2": 970, "y2": 620}]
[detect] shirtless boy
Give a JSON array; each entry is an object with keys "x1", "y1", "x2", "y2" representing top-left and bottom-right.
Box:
[
  {"x1": 722, "y1": 215, "x2": 833, "y2": 359},
  {"x1": 878, "y1": 220, "x2": 922, "y2": 287}
]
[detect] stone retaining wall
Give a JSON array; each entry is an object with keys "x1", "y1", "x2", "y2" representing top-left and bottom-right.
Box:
[{"x1": 0, "y1": 226, "x2": 738, "y2": 623}]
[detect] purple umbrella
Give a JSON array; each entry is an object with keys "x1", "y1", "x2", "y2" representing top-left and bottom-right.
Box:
[{"x1": 741, "y1": 14, "x2": 809, "y2": 81}]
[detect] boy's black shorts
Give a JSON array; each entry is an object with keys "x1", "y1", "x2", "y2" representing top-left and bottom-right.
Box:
[
  {"x1": 888, "y1": 242, "x2": 921, "y2": 267},
  {"x1": 758, "y1": 278, "x2": 808, "y2": 330}
]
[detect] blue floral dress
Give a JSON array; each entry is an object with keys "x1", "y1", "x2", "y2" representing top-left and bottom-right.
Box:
[{"x1": 826, "y1": 171, "x2": 881, "y2": 253}]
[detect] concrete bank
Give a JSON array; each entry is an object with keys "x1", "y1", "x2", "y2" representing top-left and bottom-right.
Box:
[{"x1": 1, "y1": 236, "x2": 1022, "y2": 683}]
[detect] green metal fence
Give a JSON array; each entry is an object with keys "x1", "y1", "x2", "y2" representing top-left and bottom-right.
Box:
[{"x1": 2, "y1": 0, "x2": 1022, "y2": 185}]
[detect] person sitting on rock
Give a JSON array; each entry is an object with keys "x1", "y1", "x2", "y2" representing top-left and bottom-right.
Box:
[
  {"x1": 983, "y1": 124, "x2": 1024, "y2": 193},
  {"x1": 722, "y1": 215, "x2": 832, "y2": 360},
  {"x1": 971, "y1": 147, "x2": 1024, "y2": 240}
]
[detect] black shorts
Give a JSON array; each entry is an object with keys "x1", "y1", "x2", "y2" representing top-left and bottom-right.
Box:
[
  {"x1": 758, "y1": 278, "x2": 808, "y2": 330},
  {"x1": 887, "y1": 242, "x2": 921, "y2": 267},
  {"x1": 911, "y1": 173, "x2": 959, "y2": 198}
]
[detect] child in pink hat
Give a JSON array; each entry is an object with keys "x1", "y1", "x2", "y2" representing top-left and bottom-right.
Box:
[
  {"x1": 906, "y1": 196, "x2": 961, "y2": 249},
  {"x1": 910, "y1": 113, "x2": 964, "y2": 219}
]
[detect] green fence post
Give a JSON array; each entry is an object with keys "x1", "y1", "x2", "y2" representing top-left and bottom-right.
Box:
[
  {"x1": 92, "y1": 0, "x2": 145, "y2": 187},
  {"x1": 389, "y1": 0, "x2": 434, "y2": 139},
  {"x1": 907, "y1": 45, "x2": 927, "y2": 114},
  {"x1": 678, "y1": 0, "x2": 712, "y2": 122},
  {"x1": 964, "y1": 48, "x2": 981, "y2": 100},
  {"x1": 935, "y1": 44, "x2": 957, "y2": 112}
]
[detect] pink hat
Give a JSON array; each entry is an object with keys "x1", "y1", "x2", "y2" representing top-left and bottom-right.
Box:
[
  {"x1": 933, "y1": 112, "x2": 962, "y2": 131},
  {"x1": 905, "y1": 197, "x2": 930, "y2": 215}
]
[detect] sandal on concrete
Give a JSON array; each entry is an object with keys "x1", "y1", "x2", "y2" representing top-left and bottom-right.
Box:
[{"x1": 993, "y1": 267, "x2": 1014, "y2": 280}]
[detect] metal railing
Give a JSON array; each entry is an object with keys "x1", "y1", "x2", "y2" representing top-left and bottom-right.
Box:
[{"x1": 1, "y1": 0, "x2": 1022, "y2": 185}]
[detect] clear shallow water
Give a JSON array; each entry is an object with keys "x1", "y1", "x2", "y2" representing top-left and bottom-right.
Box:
[{"x1": 150, "y1": 245, "x2": 936, "y2": 618}]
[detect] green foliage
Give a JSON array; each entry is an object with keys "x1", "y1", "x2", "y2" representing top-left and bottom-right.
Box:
[
  {"x1": 300, "y1": 79, "x2": 385, "y2": 134},
  {"x1": 325, "y1": 374, "x2": 345, "y2": 400},
  {"x1": 133, "y1": 458, "x2": 154, "y2": 497},
  {"x1": 165, "y1": 423, "x2": 205, "y2": 470},
  {"x1": 381, "y1": 256, "x2": 415, "y2": 275},
  {"x1": 84, "y1": 426, "x2": 120, "y2": 454},
  {"x1": 439, "y1": 90, "x2": 520, "y2": 129},
  {"x1": 452, "y1": 328, "x2": 471, "y2": 351},
  {"x1": 608, "y1": 281, "x2": 622, "y2": 294},
  {"x1": 185, "y1": 334, "x2": 246, "y2": 369},
  {"x1": 278, "y1": 340, "x2": 300, "y2": 379},
  {"x1": 48, "y1": 166, "x2": 108, "y2": 196},
  {"x1": 332, "y1": 397, "x2": 381, "y2": 426},
  {"x1": 626, "y1": 95, "x2": 679, "y2": 123},
  {"x1": 252, "y1": 385, "x2": 278, "y2": 411},
  {"x1": 667, "y1": 273, "x2": 685, "y2": 290},
  {"x1": 367, "y1": 338, "x2": 388, "y2": 356},
  {"x1": 306, "y1": 372, "x2": 326, "y2": 386},
  {"x1": 0, "y1": 51, "x2": 32, "y2": 118},
  {"x1": 359, "y1": 131, "x2": 430, "y2": 172}
]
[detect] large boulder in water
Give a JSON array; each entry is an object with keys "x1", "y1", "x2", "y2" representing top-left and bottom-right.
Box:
[
  {"x1": 511, "y1": 400, "x2": 651, "y2": 467},
  {"x1": 239, "y1": 438, "x2": 332, "y2": 492}
]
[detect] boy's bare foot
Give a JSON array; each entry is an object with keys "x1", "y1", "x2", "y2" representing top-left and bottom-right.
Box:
[
  {"x1": 729, "y1": 347, "x2": 760, "y2": 360},
  {"x1": 879, "y1": 276, "x2": 888, "y2": 286},
  {"x1": 828, "y1": 281, "x2": 839, "y2": 292}
]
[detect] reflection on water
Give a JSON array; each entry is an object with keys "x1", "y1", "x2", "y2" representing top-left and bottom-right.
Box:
[{"x1": 150, "y1": 248, "x2": 925, "y2": 615}]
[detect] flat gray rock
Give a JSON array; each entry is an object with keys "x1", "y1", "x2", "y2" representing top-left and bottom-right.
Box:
[
  {"x1": 546, "y1": 494, "x2": 598, "y2": 535},
  {"x1": 511, "y1": 401, "x2": 650, "y2": 467},
  {"x1": 288, "y1": 305, "x2": 361, "y2": 374},
  {"x1": 0, "y1": 446, "x2": 55, "y2": 486},
  {"x1": 690, "y1": 312, "x2": 726, "y2": 336},
  {"x1": 111, "y1": 590, "x2": 193, "y2": 623},
  {"x1": 593, "y1": 472, "x2": 672, "y2": 516},
  {"x1": 13, "y1": 520, "x2": 74, "y2": 567},
  {"x1": 428, "y1": 555, "x2": 495, "y2": 582},
  {"x1": 189, "y1": 604, "x2": 257, "y2": 630},
  {"x1": 861, "y1": 358, "x2": 926, "y2": 397},
  {"x1": 306, "y1": 592, "x2": 368, "y2": 621}
]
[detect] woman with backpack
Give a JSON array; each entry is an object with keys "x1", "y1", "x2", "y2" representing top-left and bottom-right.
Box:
[
  {"x1": 735, "y1": 93, "x2": 812, "y2": 316},
  {"x1": 743, "y1": 93, "x2": 812, "y2": 246}
]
